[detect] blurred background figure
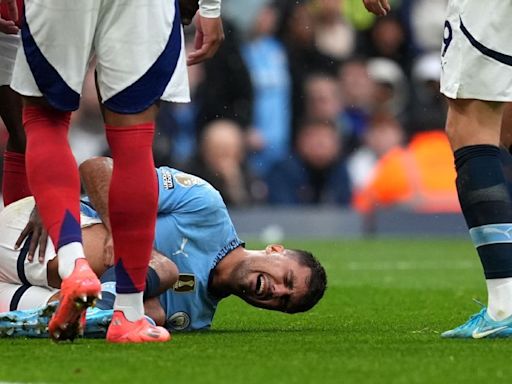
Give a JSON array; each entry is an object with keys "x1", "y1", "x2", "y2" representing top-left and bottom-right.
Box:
[
  {"x1": 186, "y1": 119, "x2": 265, "y2": 207},
  {"x1": 241, "y1": 0, "x2": 292, "y2": 178},
  {"x1": 366, "y1": 57, "x2": 408, "y2": 122},
  {"x1": 266, "y1": 119, "x2": 352, "y2": 205},
  {"x1": 352, "y1": 121, "x2": 459, "y2": 214},
  {"x1": 347, "y1": 112, "x2": 405, "y2": 191},
  {"x1": 310, "y1": 0, "x2": 356, "y2": 61},
  {"x1": 337, "y1": 57, "x2": 376, "y2": 152}
]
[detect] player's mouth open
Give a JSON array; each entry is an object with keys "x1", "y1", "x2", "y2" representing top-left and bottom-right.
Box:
[{"x1": 255, "y1": 274, "x2": 266, "y2": 297}]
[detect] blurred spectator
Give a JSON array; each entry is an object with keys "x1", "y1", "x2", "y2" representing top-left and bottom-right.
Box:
[
  {"x1": 367, "y1": 57, "x2": 408, "y2": 121},
  {"x1": 241, "y1": 1, "x2": 292, "y2": 178},
  {"x1": 279, "y1": 0, "x2": 339, "y2": 132},
  {"x1": 303, "y1": 72, "x2": 343, "y2": 127},
  {"x1": 186, "y1": 119, "x2": 265, "y2": 207},
  {"x1": 195, "y1": 20, "x2": 253, "y2": 132},
  {"x1": 404, "y1": 0, "x2": 448, "y2": 53},
  {"x1": 266, "y1": 119, "x2": 352, "y2": 205},
  {"x1": 357, "y1": 13, "x2": 413, "y2": 75},
  {"x1": 408, "y1": 51, "x2": 447, "y2": 133},
  {"x1": 353, "y1": 124, "x2": 460, "y2": 214},
  {"x1": 348, "y1": 113, "x2": 405, "y2": 190},
  {"x1": 310, "y1": 0, "x2": 356, "y2": 60},
  {"x1": 337, "y1": 57, "x2": 376, "y2": 152},
  {"x1": 155, "y1": 41, "x2": 205, "y2": 166}
]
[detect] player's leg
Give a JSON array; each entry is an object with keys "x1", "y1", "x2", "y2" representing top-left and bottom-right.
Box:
[
  {"x1": 94, "y1": 0, "x2": 188, "y2": 343},
  {"x1": 0, "y1": 31, "x2": 29, "y2": 206},
  {"x1": 442, "y1": 99, "x2": 512, "y2": 337},
  {"x1": 439, "y1": 0, "x2": 512, "y2": 338},
  {"x1": 10, "y1": 0, "x2": 102, "y2": 341}
]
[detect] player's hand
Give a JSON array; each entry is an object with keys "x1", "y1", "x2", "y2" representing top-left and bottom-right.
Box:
[
  {"x1": 362, "y1": 0, "x2": 391, "y2": 16},
  {"x1": 0, "y1": 0, "x2": 19, "y2": 34},
  {"x1": 103, "y1": 233, "x2": 114, "y2": 268},
  {"x1": 187, "y1": 15, "x2": 224, "y2": 66},
  {"x1": 15, "y1": 206, "x2": 49, "y2": 264}
]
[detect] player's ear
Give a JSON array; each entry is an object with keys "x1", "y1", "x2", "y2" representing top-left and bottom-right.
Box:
[{"x1": 265, "y1": 244, "x2": 285, "y2": 255}]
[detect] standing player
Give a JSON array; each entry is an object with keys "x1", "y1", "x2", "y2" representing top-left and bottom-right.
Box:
[
  {"x1": 438, "y1": 1, "x2": 512, "y2": 338},
  {"x1": 363, "y1": 1, "x2": 512, "y2": 338},
  {"x1": 0, "y1": 0, "x2": 30, "y2": 207},
  {"x1": 0, "y1": 0, "x2": 224, "y2": 343}
]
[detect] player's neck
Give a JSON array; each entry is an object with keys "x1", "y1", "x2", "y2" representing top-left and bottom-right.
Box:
[{"x1": 210, "y1": 247, "x2": 261, "y2": 296}]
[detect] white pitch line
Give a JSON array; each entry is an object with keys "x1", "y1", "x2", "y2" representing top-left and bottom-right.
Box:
[{"x1": 346, "y1": 260, "x2": 475, "y2": 271}]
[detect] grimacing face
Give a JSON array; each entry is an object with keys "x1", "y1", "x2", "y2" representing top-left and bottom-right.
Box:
[{"x1": 233, "y1": 245, "x2": 311, "y2": 313}]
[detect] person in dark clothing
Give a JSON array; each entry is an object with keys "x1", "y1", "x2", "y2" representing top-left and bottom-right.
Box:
[{"x1": 266, "y1": 119, "x2": 352, "y2": 205}]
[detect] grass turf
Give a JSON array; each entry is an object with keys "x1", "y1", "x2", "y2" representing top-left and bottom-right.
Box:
[{"x1": 0, "y1": 238, "x2": 509, "y2": 384}]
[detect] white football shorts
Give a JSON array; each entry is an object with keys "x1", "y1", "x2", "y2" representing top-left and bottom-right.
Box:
[
  {"x1": 0, "y1": 197, "x2": 101, "y2": 288},
  {"x1": 0, "y1": 282, "x2": 58, "y2": 312},
  {"x1": 440, "y1": 0, "x2": 512, "y2": 101},
  {"x1": 11, "y1": 0, "x2": 190, "y2": 113},
  {"x1": 0, "y1": 31, "x2": 20, "y2": 86}
]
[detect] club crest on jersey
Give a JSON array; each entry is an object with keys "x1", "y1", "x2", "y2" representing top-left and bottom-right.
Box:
[
  {"x1": 167, "y1": 311, "x2": 191, "y2": 331},
  {"x1": 173, "y1": 274, "x2": 196, "y2": 293},
  {"x1": 174, "y1": 172, "x2": 205, "y2": 188},
  {"x1": 162, "y1": 169, "x2": 174, "y2": 190}
]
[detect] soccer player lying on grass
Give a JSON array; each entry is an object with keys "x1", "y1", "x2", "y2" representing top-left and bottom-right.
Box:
[{"x1": 0, "y1": 157, "x2": 327, "y2": 337}]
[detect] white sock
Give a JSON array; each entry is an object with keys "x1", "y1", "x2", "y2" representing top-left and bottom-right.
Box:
[
  {"x1": 114, "y1": 292, "x2": 144, "y2": 322},
  {"x1": 486, "y1": 278, "x2": 512, "y2": 321},
  {"x1": 57, "y1": 242, "x2": 86, "y2": 279}
]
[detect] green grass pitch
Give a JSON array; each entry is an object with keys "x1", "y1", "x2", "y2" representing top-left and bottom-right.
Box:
[{"x1": 0, "y1": 238, "x2": 510, "y2": 384}]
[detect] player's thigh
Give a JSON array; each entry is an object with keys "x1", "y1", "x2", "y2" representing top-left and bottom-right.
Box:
[
  {"x1": 10, "y1": 0, "x2": 100, "y2": 111},
  {"x1": 0, "y1": 283, "x2": 58, "y2": 312},
  {"x1": 441, "y1": 0, "x2": 512, "y2": 103},
  {"x1": 445, "y1": 98, "x2": 505, "y2": 150},
  {"x1": 0, "y1": 197, "x2": 57, "y2": 287},
  {"x1": 94, "y1": 0, "x2": 189, "y2": 116},
  {"x1": 0, "y1": 31, "x2": 20, "y2": 86}
]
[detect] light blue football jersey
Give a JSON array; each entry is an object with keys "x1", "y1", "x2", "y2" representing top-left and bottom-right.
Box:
[{"x1": 80, "y1": 167, "x2": 244, "y2": 331}]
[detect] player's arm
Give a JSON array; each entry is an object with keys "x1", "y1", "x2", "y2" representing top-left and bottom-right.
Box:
[
  {"x1": 79, "y1": 157, "x2": 113, "y2": 232},
  {"x1": 79, "y1": 157, "x2": 115, "y2": 265},
  {"x1": 187, "y1": 0, "x2": 224, "y2": 66},
  {"x1": 362, "y1": 0, "x2": 390, "y2": 16},
  {"x1": 0, "y1": 0, "x2": 19, "y2": 34}
]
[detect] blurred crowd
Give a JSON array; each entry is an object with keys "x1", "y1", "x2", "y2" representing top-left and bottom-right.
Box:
[{"x1": 0, "y1": 0, "x2": 460, "y2": 213}]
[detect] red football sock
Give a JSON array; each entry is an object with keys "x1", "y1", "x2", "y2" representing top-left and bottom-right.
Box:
[
  {"x1": 23, "y1": 105, "x2": 82, "y2": 249},
  {"x1": 2, "y1": 150, "x2": 30, "y2": 206},
  {"x1": 106, "y1": 122, "x2": 157, "y2": 293}
]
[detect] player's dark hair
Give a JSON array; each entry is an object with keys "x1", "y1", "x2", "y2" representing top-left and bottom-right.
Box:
[{"x1": 287, "y1": 249, "x2": 327, "y2": 313}]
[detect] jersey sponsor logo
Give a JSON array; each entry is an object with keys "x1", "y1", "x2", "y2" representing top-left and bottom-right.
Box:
[
  {"x1": 174, "y1": 172, "x2": 205, "y2": 187},
  {"x1": 173, "y1": 274, "x2": 196, "y2": 293},
  {"x1": 167, "y1": 311, "x2": 191, "y2": 331},
  {"x1": 162, "y1": 170, "x2": 174, "y2": 190}
]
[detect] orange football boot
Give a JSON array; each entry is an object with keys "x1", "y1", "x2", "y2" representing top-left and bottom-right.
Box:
[
  {"x1": 106, "y1": 310, "x2": 171, "y2": 343},
  {"x1": 48, "y1": 258, "x2": 101, "y2": 341}
]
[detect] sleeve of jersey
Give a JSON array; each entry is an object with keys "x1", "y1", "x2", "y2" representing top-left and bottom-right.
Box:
[
  {"x1": 156, "y1": 167, "x2": 225, "y2": 219},
  {"x1": 199, "y1": 0, "x2": 221, "y2": 18}
]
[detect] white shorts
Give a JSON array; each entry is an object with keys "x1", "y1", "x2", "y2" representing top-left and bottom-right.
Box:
[
  {"x1": 0, "y1": 282, "x2": 57, "y2": 312},
  {"x1": 0, "y1": 31, "x2": 20, "y2": 86},
  {"x1": 0, "y1": 197, "x2": 101, "y2": 287},
  {"x1": 11, "y1": 0, "x2": 190, "y2": 113},
  {"x1": 440, "y1": 0, "x2": 512, "y2": 101}
]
